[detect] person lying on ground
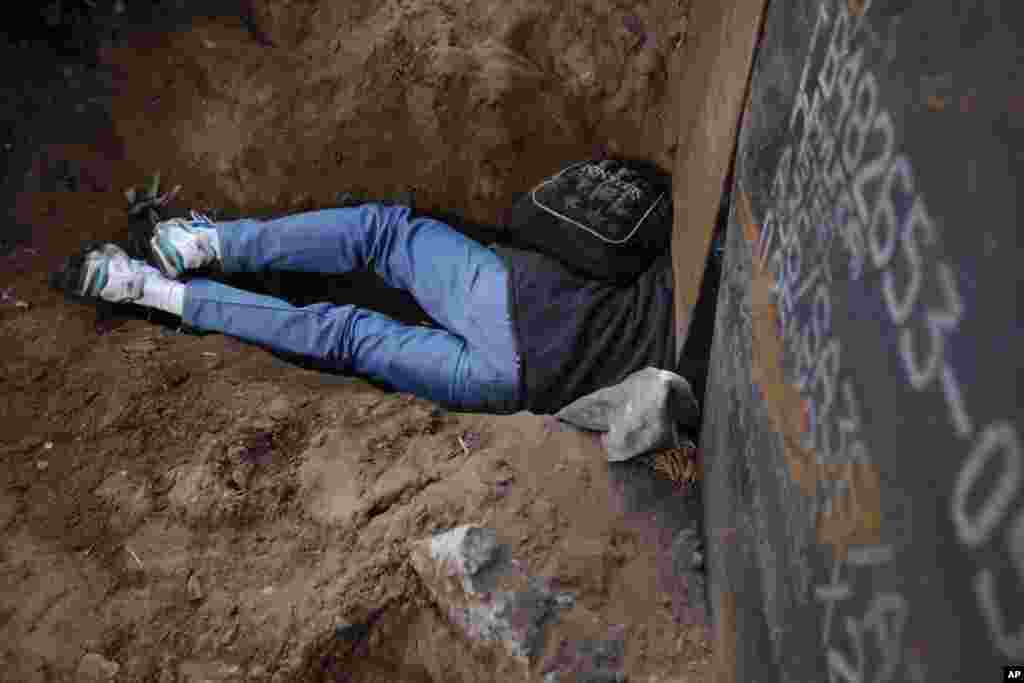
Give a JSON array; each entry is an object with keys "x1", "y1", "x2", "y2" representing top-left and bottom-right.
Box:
[{"x1": 51, "y1": 200, "x2": 675, "y2": 415}]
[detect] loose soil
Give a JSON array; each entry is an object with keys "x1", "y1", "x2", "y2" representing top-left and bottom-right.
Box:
[{"x1": 0, "y1": 1, "x2": 711, "y2": 681}]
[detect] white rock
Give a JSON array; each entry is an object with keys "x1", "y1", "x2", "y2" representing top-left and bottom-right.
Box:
[
  {"x1": 77, "y1": 652, "x2": 120, "y2": 680},
  {"x1": 410, "y1": 526, "x2": 557, "y2": 663},
  {"x1": 266, "y1": 396, "x2": 291, "y2": 420},
  {"x1": 429, "y1": 525, "x2": 499, "y2": 579}
]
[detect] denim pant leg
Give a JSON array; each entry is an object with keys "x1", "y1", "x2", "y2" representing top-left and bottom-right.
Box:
[{"x1": 182, "y1": 205, "x2": 522, "y2": 413}]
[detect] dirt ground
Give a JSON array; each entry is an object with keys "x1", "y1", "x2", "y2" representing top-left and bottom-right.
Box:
[{"x1": 0, "y1": 1, "x2": 710, "y2": 681}]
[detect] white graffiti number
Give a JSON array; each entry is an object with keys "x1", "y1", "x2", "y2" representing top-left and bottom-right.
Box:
[
  {"x1": 773, "y1": 0, "x2": 1021, "y2": 673},
  {"x1": 952, "y1": 422, "x2": 1020, "y2": 548}
]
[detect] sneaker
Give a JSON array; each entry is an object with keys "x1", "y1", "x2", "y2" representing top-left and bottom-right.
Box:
[
  {"x1": 149, "y1": 210, "x2": 220, "y2": 279},
  {"x1": 50, "y1": 242, "x2": 162, "y2": 304}
]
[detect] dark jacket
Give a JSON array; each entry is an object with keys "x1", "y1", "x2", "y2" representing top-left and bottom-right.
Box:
[{"x1": 492, "y1": 246, "x2": 676, "y2": 414}]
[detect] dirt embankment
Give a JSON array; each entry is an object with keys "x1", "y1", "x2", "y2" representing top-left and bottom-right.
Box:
[{"x1": 0, "y1": 1, "x2": 709, "y2": 681}]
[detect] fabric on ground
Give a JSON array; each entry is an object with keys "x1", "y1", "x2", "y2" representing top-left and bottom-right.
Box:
[{"x1": 554, "y1": 367, "x2": 699, "y2": 461}]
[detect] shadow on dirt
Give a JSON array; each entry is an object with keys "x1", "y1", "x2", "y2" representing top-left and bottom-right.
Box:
[{"x1": 0, "y1": 0, "x2": 270, "y2": 254}]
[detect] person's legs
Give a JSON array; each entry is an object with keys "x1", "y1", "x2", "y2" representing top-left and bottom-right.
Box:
[
  {"x1": 54, "y1": 205, "x2": 521, "y2": 412},
  {"x1": 194, "y1": 205, "x2": 520, "y2": 411},
  {"x1": 183, "y1": 278, "x2": 519, "y2": 413},
  {"x1": 214, "y1": 205, "x2": 497, "y2": 334}
]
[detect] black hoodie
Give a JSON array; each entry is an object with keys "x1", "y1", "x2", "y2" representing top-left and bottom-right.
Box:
[{"x1": 492, "y1": 246, "x2": 676, "y2": 414}]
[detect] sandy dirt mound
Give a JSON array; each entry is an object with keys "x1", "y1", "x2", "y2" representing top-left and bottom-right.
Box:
[
  {"x1": 0, "y1": 1, "x2": 709, "y2": 680},
  {"x1": 102, "y1": 0, "x2": 687, "y2": 221}
]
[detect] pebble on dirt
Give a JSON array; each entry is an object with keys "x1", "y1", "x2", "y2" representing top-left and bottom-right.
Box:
[
  {"x1": 77, "y1": 652, "x2": 120, "y2": 681},
  {"x1": 187, "y1": 572, "x2": 204, "y2": 602}
]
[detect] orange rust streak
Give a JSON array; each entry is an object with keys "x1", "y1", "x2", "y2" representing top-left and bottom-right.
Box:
[
  {"x1": 713, "y1": 590, "x2": 738, "y2": 683},
  {"x1": 738, "y1": 188, "x2": 881, "y2": 560},
  {"x1": 847, "y1": 0, "x2": 867, "y2": 18}
]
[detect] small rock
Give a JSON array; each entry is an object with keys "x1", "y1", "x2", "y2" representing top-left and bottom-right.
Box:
[
  {"x1": 15, "y1": 300, "x2": 29, "y2": 309},
  {"x1": 266, "y1": 396, "x2": 290, "y2": 420},
  {"x1": 36, "y1": 460, "x2": 49, "y2": 471},
  {"x1": 432, "y1": 525, "x2": 499, "y2": 576},
  {"x1": 77, "y1": 652, "x2": 120, "y2": 681},
  {"x1": 691, "y1": 550, "x2": 704, "y2": 570},
  {"x1": 555, "y1": 592, "x2": 576, "y2": 609},
  {"x1": 335, "y1": 620, "x2": 370, "y2": 643},
  {"x1": 219, "y1": 622, "x2": 239, "y2": 647},
  {"x1": 43, "y1": 441, "x2": 54, "y2": 450},
  {"x1": 120, "y1": 339, "x2": 156, "y2": 356},
  {"x1": 187, "y1": 573, "x2": 204, "y2": 602},
  {"x1": 231, "y1": 462, "x2": 254, "y2": 490}
]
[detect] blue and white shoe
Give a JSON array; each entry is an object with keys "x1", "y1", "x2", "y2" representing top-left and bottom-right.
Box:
[
  {"x1": 50, "y1": 242, "x2": 163, "y2": 304},
  {"x1": 149, "y1": 210, "x2": 221, "y2": 279}
]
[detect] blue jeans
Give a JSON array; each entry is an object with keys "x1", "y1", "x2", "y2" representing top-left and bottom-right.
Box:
[{"x1": 181, "y1": 204, "x2": 522, "y2": 413}]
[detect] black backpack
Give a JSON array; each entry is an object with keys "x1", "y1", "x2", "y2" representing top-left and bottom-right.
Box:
[{"x1": 499, "y1": 159, "x2": 673, "y2": 284}]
